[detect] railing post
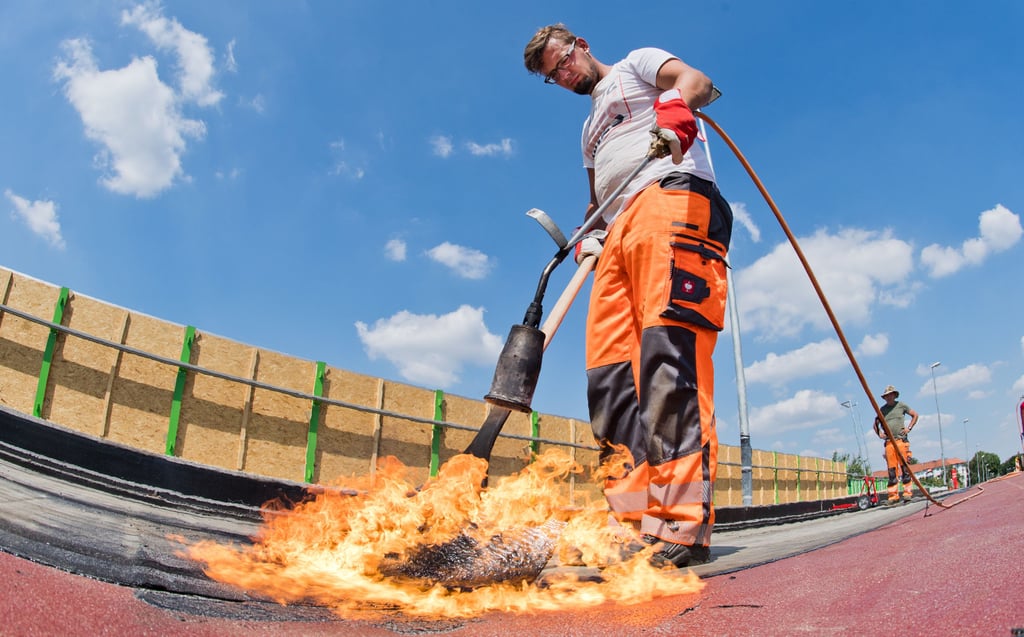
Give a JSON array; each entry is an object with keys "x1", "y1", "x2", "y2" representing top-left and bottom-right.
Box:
[
  {"x1": 303, "y1": 361, "x2": 327, "y2": 482},
  {"x1": 33, "y1": 287, "x2": 69, "y2": 419},
  {"x1": 430, "y1": 390, "x2": 444, "y2": 477},
  {"x1": 166, "y1": 325, "x2": 196, "y2": 456}
]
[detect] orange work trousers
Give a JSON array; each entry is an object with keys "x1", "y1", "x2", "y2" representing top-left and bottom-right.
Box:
[
  {"x1": 884, "y1": 439, "x2": 913, "y2": 499},
  {"x1": 585, "y1": 173, "x2": 731, "y2": 547}
]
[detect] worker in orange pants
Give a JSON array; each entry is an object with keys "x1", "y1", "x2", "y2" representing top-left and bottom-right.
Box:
[{"x1": 873, "y1": 385, "x2": 919, "y2": 503}]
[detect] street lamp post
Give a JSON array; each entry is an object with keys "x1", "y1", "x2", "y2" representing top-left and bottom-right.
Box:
[
  {"x1": 840, "y1": 400, "x2": 866, "y2": 466},
  {"x1": 962, "y1": 418, "x2": 969, "y2": 488},
  {"x1": 930, "y1": 362, "x2": 948, "y2": 488}
]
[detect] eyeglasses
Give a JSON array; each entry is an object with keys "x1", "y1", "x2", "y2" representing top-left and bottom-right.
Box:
[{"x1": 543, "y1": 39, "x2": 576, "y2": 84}]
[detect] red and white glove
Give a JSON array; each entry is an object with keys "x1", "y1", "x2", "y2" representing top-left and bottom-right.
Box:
[
  {"x1": 573, "y1": 228, "x2": 607, "y2": 265},
  {"x1": 652, "y1": 88, "x2": 698, "y2": 164}
]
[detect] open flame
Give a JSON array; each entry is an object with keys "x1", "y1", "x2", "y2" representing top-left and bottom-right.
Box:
[{"x1": 185, "y1": 448, "x2": 704, "y2": 618}]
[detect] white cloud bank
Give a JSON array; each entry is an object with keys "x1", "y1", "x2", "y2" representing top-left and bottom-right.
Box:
[
  {"x1": 355, "y1": 305, "x2": 503, "y2": 388},
  {"x1": 736, "y1": 228, "x2": 915, "y2": 340},
  {"x1": 53, "y1": 3, "x2": 222, "y2": 198},
  {"x1": 920, "y1": 204, "x2": 1022, "y2": 278}
]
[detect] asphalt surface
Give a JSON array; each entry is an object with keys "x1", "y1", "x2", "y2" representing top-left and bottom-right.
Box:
[{"x1": 1, "y1": 405, "x2": 1022, "y2": 635}]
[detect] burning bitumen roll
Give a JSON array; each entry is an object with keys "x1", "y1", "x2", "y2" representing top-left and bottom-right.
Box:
[{"x1": 379, "y1": 520, "x2": 566, "y2": 589}]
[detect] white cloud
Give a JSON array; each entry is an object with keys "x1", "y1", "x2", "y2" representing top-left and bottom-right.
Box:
[
  {"x1": 54, "y1": 38, "x2": 204, "y2": 198},
  {"x1": 5, "y1": 190, "x2": 65, "y2": 249},
  {"x1": 749, "y1": 389, "x2": 841, "y2": 436},
  {"x1": 53, "y1": 4, "x2": 221, "y2": 199},
  {"x1": 384, "y1": 239, "x2": 407, "y2": 262},
  {"x1": 328, "y1": 139, "x2": 365, "y2": 179},
  {"x1": 857, "y1": 333, "x2": 889, "y2": 357},
  {"x1": 241, "y1": 94, "x2": 265, "y2": 114},
  {"x1": 920, "y1": 204, "x2": 1022, "y2": 278},
  {"x1": 426, "y1": 242, "x2": 493, "y2": 279},
  {"x1": 730, "y1": 201, "x2": 760, "y2": 243},
  {"x1": 466, "y1": 138, "x2": 513, "y2": 157},
  {"x1": 224, "y1": 38, "x2": 238, "y2": 73},
  {"x1": 736, "y1": 228, "x2": 914, "y2": 340},
  {"x1": 431, "y1": 135, "x2": 454, "y2": 158},
  {"x1": 1013, "y1": 374, "x2": 1024, "y2": 395},
  {"x1": 745, "y1": 333, "x2": 888, "y2": 386},
  {"x1": 355, "y1": 305, "x2": 503, "y2": 388},
  {"x1": 121, "y1": 2, "x2": 223, "y2": 107},
  {"x1": 915, "y1": 363, "x2": 992, "y2": 397},
  {"x1": 745, "y1": 339, "x2": 844, "y2": 386},
  {"x1": 811, "y1": 427, "x2": 846, "y2": 448}
]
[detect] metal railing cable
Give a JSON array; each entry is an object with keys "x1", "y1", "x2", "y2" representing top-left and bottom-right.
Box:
[
  {"x1": 2, "y1": 301, "x2": 870, "y2": 501},
  {"x1": 0, "y1": 301, "x2": 598, "y2": 452}
]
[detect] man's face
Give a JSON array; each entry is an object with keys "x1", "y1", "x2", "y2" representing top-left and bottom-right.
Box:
[
  {"x1": 883, "y1": 393, "x2": 897, "y2": 405},
  {"x1": 540, "y1": 38, "x2": 598, "y2": 95}
]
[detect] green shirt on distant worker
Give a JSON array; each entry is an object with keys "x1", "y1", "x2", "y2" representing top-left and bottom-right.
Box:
[{"x1": 879, "y1": 402, "x2": 914, "y2": 440}]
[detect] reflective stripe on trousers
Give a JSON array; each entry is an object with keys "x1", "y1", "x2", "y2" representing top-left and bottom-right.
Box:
[
  {"x1": 585, "y1": 177, "x2": 730, "y2": 547},
  {"x1": 885, "y1": 439, "x2": 913, "y2": 498}
]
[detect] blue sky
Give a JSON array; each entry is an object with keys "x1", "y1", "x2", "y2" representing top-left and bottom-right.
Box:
[{"x1": 3, "y1": 1, "x2": 1023, "y2": 473}]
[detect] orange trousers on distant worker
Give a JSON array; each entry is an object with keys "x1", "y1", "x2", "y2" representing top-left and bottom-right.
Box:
[
  {"x1": 585, "y1": 174, "x2": 731, "y2": 548},
  {"x1": 884, "y1": 439, "x2": 913, "y2": 500}
]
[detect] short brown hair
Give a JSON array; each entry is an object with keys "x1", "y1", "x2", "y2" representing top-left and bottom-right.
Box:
[{"x1": 523, "y1": 23, "x2": 577, "y2": 74}]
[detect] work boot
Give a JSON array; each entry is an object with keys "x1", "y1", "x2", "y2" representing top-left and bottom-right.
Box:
[
  {"x1": 643, "y1": 535, "x2": 711, "y2": 568},
  {"x1": 886, "y1": 497, "x2": 900, "y2": 506},
  {"x1": 902, "y1": 492, "x2": 913, "y2": 502}
]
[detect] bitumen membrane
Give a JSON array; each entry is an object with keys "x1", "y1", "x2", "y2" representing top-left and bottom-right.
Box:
[{"x1": 1, "y1": 405, "x2": 1022, "y2": 636}]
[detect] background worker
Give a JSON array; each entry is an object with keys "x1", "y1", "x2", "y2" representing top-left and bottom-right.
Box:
[
  {"x1": 873, "y1": 385, "x2": 919, "y2": 503},
  {"x1": 523, "y1": 24, "x2": 733, "y2": 568}
]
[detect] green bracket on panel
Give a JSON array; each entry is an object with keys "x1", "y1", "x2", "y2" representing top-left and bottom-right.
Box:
[
  {"x1": 166, "y1": 325, "x2": 197, "y2": 456},
  {"x1": 796, "y1": 458, "x2": 801, "y2": 502},
  {"x1": 773, "y1": 451, "x2": 779, "y2": 505},
  {"x1": 530, "y1": 411, "x2": 540, "y2": 457},
  {"x1": 429, "y1": 390, "x2": 444, "y2": 477},
  {"x1": 304, "y1": 361, "x2": 327, "y2": 483},
  {"x1": 33, "y1": 287, "x2": 69, "y2": 418}
]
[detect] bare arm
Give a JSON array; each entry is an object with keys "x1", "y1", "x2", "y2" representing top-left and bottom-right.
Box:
[
  {"x1": 906, "y1": 408, "x2": 919, "y2": 431},
  {"x1": 655, "y1": 58, "x2": 714, "y2": 109}
]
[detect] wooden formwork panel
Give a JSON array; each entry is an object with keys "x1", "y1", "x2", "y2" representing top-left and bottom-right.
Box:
[
  {"x1": 378, "y1": 380, "x2": 435, "y2": 486},
  {"x1": 487, "y1": 408, "x2": 534, "y2": 479},
  {"x1": 0, "y1": 270, "x2": 61, "y2": 416},
  {"x1": 776, "y1": 453, "x2": 797, "y2": 504},
  {"x1": 46, "y1": 295, "x2": 128, "y2": 437},
  {"x1": 531, "y1": 413, "x2": 578, "y2": 503},
  {"x1": 174, "y1": 332, "x2": 253, "y2": 471},
  {"x1": 715, "y1": 444, "x2": 742, "y2": 507},
  {"x1": 828, "y1": 461, "x2": 846, "y2": 497},
  {"x1": 106, "y1": 313, "x2": 184, "y2": 455},
  {"x1": 751, "y1": 449, "x2": 775, "y2": 506},
  {"x1": 243, "y1": 350, "x2": 313, "y2": 482},
  {"x1": 800, "y1": 456, "x2": 821, "y2": 501},
  {"x1": 568, "y1": 417, "x2": 604, "y2": 507},
  {"x1": 437, "y1": 392, "x2": 488, "y2": 467},
  {"x1": 315, "y1": 367, "x2": 382, "y2": 483}
]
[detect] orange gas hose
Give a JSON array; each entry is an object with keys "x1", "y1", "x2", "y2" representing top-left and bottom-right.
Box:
[{"x1": 696, "y1": 111, "x2": 947, "y2": 509}]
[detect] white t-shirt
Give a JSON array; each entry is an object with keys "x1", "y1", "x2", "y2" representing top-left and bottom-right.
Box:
[{"x1": 581, "y1": 47, "x2": 715, "y2": 225}]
